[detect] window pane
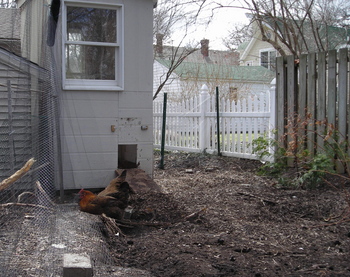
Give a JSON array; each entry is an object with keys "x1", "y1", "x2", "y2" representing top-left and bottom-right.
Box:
[
  {"x1": 66, "y1": 45, "x2": 115, "y2": 80},
  {"x1": 269, "y1": 51, "x2": 276, "y2": 70},
  {"x1": 67, "y1": 7, "x2": 116, "y2": 42},
  {"x1": 261, "y1": 51, "x2": 268, "y2": 68}
]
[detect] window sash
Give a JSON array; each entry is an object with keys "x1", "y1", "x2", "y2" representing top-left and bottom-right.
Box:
[
  {"x1": 260, "y1": 51, "x2": 269, "y2": 68},
  {"x1": 62, "y1": 1, "x2": 124, "y2": 90},
  {"x1": 66, "y1": 6, "x2": 117, "y2": 43},
  {"x1": 65, "y1": 44, "x2": 117, "y2": 80},
  {"x1": 260, "y1": 49, "x2": 276, "y2": 70}
]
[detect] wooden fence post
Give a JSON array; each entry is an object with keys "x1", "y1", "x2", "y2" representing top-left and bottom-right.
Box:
[
  {"x1": 199, "y1": 84, "x2": 209, "y2": 152},
  {"x1": 337, "y1": 48, "x2": 348, "y2": 173},
  {"x1": 276, "y1": 56, "x2": 286, "y2": 147}
]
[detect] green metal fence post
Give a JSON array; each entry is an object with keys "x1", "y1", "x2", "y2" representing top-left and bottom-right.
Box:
[
  {"x1": 216, "y1": 87, "x2": 221, "y2": 156},
  {"x1": 159, "y1": 93, "x2": 167, "y2": 169}
]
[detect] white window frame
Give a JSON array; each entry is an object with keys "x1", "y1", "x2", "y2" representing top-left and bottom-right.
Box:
[
  {"x1": 259, "y1": 48, "x2": 276, "y2": 70},
  {"x1": 62, "y1": 0, "x2": 124, "y2": 91}
]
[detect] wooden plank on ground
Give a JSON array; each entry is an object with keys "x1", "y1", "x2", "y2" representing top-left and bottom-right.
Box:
[{"x1": 116, "y1": 168, "x2": 162, "y2": 193}]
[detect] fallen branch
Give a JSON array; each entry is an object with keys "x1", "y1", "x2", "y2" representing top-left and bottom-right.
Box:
[
  {"x1": 100, "y1": 214, "x2": 126, "y2": 237},
  {"x1": 115, "y1": 218, "x2": 171, "y2": 227},
  {"x1": 17, "y1": 192, "x2": 35, "y2": 203},
  {"x1": 27, "y1": 162, "x2": 50, "y2": 175},
  {"x1": 310, "y1": 208, "x2": 350, "y2": 228},
  {"x1": 0, "y1": 202, "x2": 54, "y2": 210},
  {"x1": 36, "y1": 181, "x2": 56, "y2": 206},
  {"x1": 184, "y1": 207, "x2": 207, "y2": 222},
  {"x1": 236, "y1": 192, "x2": 278, "y2": 206},
  {"x1": 100, "y1": 213, "x2": 171, "y2": 233},
  {"x1": 0, "y1": 158, "x2": 36, "y2": 191}
]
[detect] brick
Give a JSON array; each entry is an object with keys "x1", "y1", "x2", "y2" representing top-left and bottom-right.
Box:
[{"x1": 63, "y1": 253, "x2": 93, "y2": 277}]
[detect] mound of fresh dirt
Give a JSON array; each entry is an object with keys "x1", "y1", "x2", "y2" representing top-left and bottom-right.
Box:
[{"x1": 104, "y1": 152, "x2": 350, "y2": 277}]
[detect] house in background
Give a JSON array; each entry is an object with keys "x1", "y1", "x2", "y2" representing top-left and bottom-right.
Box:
[
  {"x1": 238, "y1": 32, "x2": 278, "y2": 70},
  {"x1": 1, "y1": 0, "x2": 157, "y2": 191},
  {"x1": 153, "y1": 38, "x2": 275, "y2": 102},
  {"x1": 239, "y1": 14, "x2": 350, "y2": 69}
]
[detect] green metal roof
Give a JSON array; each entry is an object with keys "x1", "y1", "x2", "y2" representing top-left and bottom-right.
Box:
[{"x1": 156, "y1": 59, "x2": 275, "y2": 83}]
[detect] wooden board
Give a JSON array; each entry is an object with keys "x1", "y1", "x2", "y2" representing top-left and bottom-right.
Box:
[{"x1": 116, "y1": 168, "x2": 162, "y2": 193}]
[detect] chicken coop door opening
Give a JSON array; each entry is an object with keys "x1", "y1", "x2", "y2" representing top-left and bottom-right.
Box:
[{"x1": 118, "y1": 144, "x2": 138, "y2": 169}]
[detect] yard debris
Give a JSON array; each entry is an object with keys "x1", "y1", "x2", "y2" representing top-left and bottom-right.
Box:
[
  {"x1": 0, "y1": 181, "x2": 55, "y2": 210},
  {"x1": 0, "y1": 158, "x2": 36, "y2": 191},
  {"x1": 0, "y1": 178, "x2": 55, "y2": 211},
  {"x1": 17, "y1": 191, "x2": 35, "y2": 203},
  {"x1": 100, "y1": 214, "x2": 126, "y2": 237},
  {"x1": 236, "y1": 191, "x2": 278, "y2": 206},
  {"x1": 184, "y1": 207, "x2": 207, "y2": 222},
  {"x1": 0, "y1": 202, "x2": 54, "y2": 210},
  {"x1": 36, "y1": 181, "x2": 56, "y2": 206}
]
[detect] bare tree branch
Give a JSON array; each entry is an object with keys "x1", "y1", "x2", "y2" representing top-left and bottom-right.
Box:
[
  {"x1": 240, "y1": 0, "x2": 349, "y2": 57},
  {"x1": 0, "y1": 158, "x2": 36, "y2": 191}
]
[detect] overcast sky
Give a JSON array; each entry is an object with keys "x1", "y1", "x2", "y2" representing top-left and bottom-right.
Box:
[{"x1": 168, "y1": 1, "x2": 249, "y2": 51}]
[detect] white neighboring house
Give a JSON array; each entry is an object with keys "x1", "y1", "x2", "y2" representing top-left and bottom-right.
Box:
[
  {"x1": 153, "y1": 39, "x2": 275, "y2": 102},
  {"x1": 238, "y1": 37, "x2": 278, "y2": 70},
  {"x1": 239, "y1": 14, "x2": 350, "y2": 69}
]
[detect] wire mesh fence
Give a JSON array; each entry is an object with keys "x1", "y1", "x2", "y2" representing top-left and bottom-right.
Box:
[
  {"x1": 0, "y1": 0, "x2": 124, "y2": 274},
  {"x1": 0, "y1": 1, "x2": 66, "y2": 275}
]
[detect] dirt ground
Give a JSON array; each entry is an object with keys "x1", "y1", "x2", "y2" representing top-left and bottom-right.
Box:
[
  {"x1": 0, "y1": 151, "x2": 349, "y2": 276},
  {"x1": 107, "y1": 151, "x2": 350, "y2": 277}
]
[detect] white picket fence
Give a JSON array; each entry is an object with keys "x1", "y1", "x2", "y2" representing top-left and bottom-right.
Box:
[{"x1": 153, "y1": 81, "x2": 276, "y2": 160}]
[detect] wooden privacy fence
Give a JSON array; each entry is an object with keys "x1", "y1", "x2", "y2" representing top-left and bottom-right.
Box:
[
  {"x1": 153, "y1": 83, "x2": 275, "y2": 160},
  {"x1": 276, "y1": 48, "x2": 350, "y2": 170}
]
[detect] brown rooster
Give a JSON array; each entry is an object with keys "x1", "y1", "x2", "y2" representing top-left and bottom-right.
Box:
[
  {"x1": 78, "y1": 170, "x2": 134, "y2": 219},
  {"x1": 98, "y1": 170, "x2": 134, "y2": 199},
  {"x1": 78, "y1": 190, "x2": 126, "y2": 219}
]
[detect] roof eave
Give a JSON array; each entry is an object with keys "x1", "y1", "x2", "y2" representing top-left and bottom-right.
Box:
[{"x1": 240, "y1": 36, "x2": 257, "y2": 62}]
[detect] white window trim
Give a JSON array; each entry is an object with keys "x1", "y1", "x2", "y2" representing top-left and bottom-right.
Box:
[
  {"x1": 259, "y1": 48, "x2": 275, "y2": 69},
  {"x1": 62, "y1": 0, "x2": 124, "y2": 91}
]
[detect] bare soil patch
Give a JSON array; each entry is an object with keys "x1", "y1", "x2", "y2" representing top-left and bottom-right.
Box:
[
  {"x1": 107, "y1": 151, "x2": 350, "y2": 277},
  {"x1": 0, "y1": 151, "x2": 349, "y2": 276}
]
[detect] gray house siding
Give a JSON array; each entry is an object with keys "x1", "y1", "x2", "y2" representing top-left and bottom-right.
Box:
[{"x1": 57, "y1": 0, "x2": 154, "y2": 190}]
